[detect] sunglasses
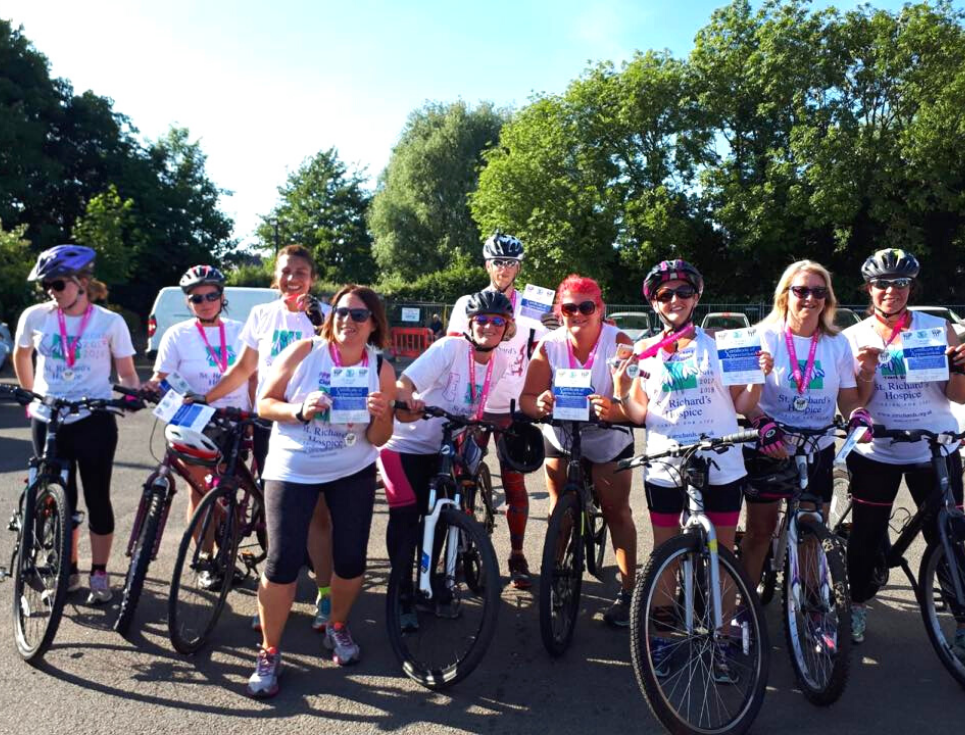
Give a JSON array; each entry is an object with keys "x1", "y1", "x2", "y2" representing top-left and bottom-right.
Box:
[
  {"x1": 473, "y1": 315, "x2": 508, "y2": 328},
  {"x1": 42, "y1": 279, "x2": 68, "y2": 292},
  {"x1": 789, "y1": 285, "x2": 829, "y2": 300},
  {"x1": 653, "y1": 286, "x2": 698, "y2": 302},
  {"x1": 869, "y1": 278, "x2": 912, "y2": 290},
  {"x1": 334, "y1": 306, "x2": 372, "y2": 322},
  {"x1": 488, "y1": 259, "x2": 519, "y2": 269},
  {"x1": 187, "y1": 291, "x2": 223, "y2": 304},
  {"x1": 560, "y1": 300, "x2": 598, "y2": 316}
]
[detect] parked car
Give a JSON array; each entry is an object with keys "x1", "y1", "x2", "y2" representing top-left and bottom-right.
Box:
[
  {"x1": 146, "y1": 286, "x2": 280, "y2": 357},
  {"x1": 701, "y1": 312, "x2": 751, "y2": 331},
  {"x1": 607, "y1": 311, "x2": 654, "y2": 341},
  {"x1": 0, "y1": 320, "x2": 12, "y2": 372},
  {"x1": 909, "y1": 306, "x2": 965, "y2": 340},
  {"x1": 834, "y1": 307, "x2": 862, "y2": 329}
]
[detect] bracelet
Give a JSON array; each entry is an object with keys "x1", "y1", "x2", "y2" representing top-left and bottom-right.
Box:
[
  {"x1": 295, "y1": 402, "x2": 310, "y2": 424},
  {"x1": 612, "y1": 395, "x2": 626, "y2": 405}
]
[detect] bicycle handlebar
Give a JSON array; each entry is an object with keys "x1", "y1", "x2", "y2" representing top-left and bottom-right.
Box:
[
  {"x1": 0, "y1": 384, "x2": 146, "y2": 414},
  {"x1": 391, "y1": 400, "x2": 502, "y2": 433},
  {"x1": 617, "y1": 429, "x2": 759, "y2": 472},
  {"x1": 871, "y1": 425, "x2": 965, "y2": 446}
]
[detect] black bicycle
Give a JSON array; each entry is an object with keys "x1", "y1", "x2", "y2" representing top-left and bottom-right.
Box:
[
  {"x1": 385, "y1": 403, "x2": 501, "y2": 689},
  {"x1": 832, "y1": 426, "x2": 965, "y2": 690},
  {"x1": 0, "y1": 384, "x2": 143, "y2": 662}
]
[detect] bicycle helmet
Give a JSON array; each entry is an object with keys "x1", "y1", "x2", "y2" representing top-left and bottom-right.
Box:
[
  {"x1": 165, "y1": 425, "x2": 221, "y2": 467},
  {"x1": 743, "y1": 452, "x2": 799, "y2": 500},
  {"x1": 27, "y1": 245, "x2": 96, "y2": 282},
  {"x1": 179, "y1": 264, "x2": 227, "y2": 293},
  {"x1": 466, "y1": 290, "x2": 517, "y2": 342},
  {"x1": 497, "y1": 421, "x2": 545, "y2": 473},
  {"x1": 860, "y1": 248, "x2": 920, "y2": 282},
  {"x1": 482, "y1": 231, "x2": 524, "y2": 261},
  {"x1": 642, "y1": 259, "x2": 704, "y2": 300}
]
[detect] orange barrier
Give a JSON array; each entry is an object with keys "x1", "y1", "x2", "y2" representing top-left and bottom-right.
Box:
[{"x1": 389, "y1": 327, "x2": 434, "y2": 360}]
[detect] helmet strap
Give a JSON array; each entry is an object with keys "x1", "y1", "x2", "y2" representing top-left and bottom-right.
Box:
[
  {"x1": 874, "y1": 305, "x2": 908, "y2": 321},
  {"x1": 464, "y1": 333, "x2": 498, "y2": 353}
]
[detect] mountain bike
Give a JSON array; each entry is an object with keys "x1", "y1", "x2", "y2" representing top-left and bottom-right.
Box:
[
  {"x1": 385, "y1": 403, "x2": 501, "y2": 689},
  {"x1": 0, "y1": 384, "x2": 143, "y2": 662},
  {"x1": 619, "y1": 430, "x2": 769, "y2": 735}
]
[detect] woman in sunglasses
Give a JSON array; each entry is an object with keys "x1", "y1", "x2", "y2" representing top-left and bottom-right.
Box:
[
  {"x1": 204, "y1": 245, "x2": 335, "y2": 635},
  {"x1": 738, "y1": 260, "x2": 871, "y2": 605},
  {"x1": 520, "y1": 274, "x2": 637, "y2": 627},
  {"x1": 842, "y1": 249, "x2": 965, "y2": 650},
  {"x1": 379, "y1": 290, "x2": 512, "y2": 631},
  {"x1": 248, "y1": 285, "x2": 394, "y2": 695},
  {"x1": 14, "y1": 245, "x2": 140, "y2": 604}
]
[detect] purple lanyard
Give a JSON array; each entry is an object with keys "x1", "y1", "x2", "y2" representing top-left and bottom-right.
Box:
[
  {"x1": 195, "y1": 320, "x2": 227, "y2": 374},
  {"x1": 56, "y1": 305, "x2": 93, "y2": 368},
  {"x1": 784, "y1": 325, "x2": 819, "y2": 395},
  {"x1": 467, "y1": 348, "x2": 496, "y2": 420}
]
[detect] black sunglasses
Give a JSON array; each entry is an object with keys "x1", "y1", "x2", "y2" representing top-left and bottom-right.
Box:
[
  {"x1": 42, "y1": 279, "x2": 67, "y2": 292},
  {"x1": 473, "y1": 315, "x2": 507, "y2": 327},
  {"x1": 789, "y1": 285, "x2": 829, "y2": 300},
  {"x1": 187, "y1": 291, "x2": 223, "y2": 304},
  {"x1": 869, "y1": 278, "x2": 912, "y2": 290},
  {"x1": 334, "y1": 306, "x2": 372, "y2": 323},
  {"x1": 488, "y1": 258, "x2": 519, "y2": 269},
  {"x1": 560, "y1": 300, "x2": 597, "y2": 316},
  {"x1": 653, "y1": 286, "x2": 698, "y2": 302}
]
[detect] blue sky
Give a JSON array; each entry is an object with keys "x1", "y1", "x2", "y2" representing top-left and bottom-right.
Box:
[{"x1": 3, "y1": 0, "x2": 944, "y2": 247}]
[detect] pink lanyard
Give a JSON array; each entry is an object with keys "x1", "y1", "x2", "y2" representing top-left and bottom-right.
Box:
[
  {"x1": 634, "y1": 323, "x2": 695, "y2": 361},
  {"x1": 875, "y1": 310, "x2": 910, "y2": 350},
  {"x1": 467, "y1": 348, "x2": 496, "y2": 420},
  {"x1": 56, "y1": 305, "x2": 93, "y2": 368},
  {"x1": 195, "y1": 320, "x2": 228, "y2": 374},
  {"x1": 784, "y1": 325, "x2": 819, "y2": 395},
  {"x1": 566, "y1": 329, "x2": 604, "y2": 370},
  {"x1": 329, "y1": 343, "x2": 370, "y2": 368}
]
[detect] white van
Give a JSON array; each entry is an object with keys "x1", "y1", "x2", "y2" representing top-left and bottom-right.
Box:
[{"x1": 146, "y1": 286, "x2": 279, "y2": 356}]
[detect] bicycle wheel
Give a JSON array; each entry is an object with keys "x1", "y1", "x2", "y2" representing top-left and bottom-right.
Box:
[
  {"x1": 471, "y1": 463, "x2": 495, "y2": 535},
  {"x1": 114, "y1": 488, "x2": 166, "y2": 637},
  {"x1": 782, "y1": 516, "x2": 852, "y2": 705},
  {"x1": 630, "y1": 533, "x2": 769, "y2": 735},
  {"x1": 385, "y1": 507, "x2": 500, "y2": 689},
  {"x1": 168, "y1": 485, "x2": 240, "y2": 654},
  {"x1": 587, "y1": 501, "x2": 607, "y2": 577},
  {"x1": 13, "y1": 482, "x2": 71, "y2": 663},
  {"x1": 539, "y1": 492, "x2": 584, "y2": 657},
  {"x1": 919, "y1": 538, "x2": 965, "y2": 690},
  {"x1": 829, "y1": 467, "x2": 852, "y2": 542}
]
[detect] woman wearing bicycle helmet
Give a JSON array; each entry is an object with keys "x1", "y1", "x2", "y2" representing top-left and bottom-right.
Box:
[
  {"x1": 520, "y1": 274, "x2": 637, "y2": 627},
  {"x1": 379, "y1": 290, "x2": 512, "y2": 630},
  {"x1": 204, "y1": 245, "x2": 335, "y2": 634},
  {"x1": 843, "y1": 249, "x2": 965, "y2": 650},
  {"x1": 247, "y1": 285, "x2": 395, "y2": 696},
  {"x1": 13, "y1": 245, "x2": 139, "y2": 604}
]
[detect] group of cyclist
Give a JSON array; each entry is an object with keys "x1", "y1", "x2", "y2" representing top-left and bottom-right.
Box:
[{"x1": 10, "y1": 232, "x2": 965, "y2": 700}]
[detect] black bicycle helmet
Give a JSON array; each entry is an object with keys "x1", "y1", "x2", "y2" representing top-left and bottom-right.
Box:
[
  {"x1": 743, "y1": 452, "x2": 799, "y2": 500},
  {"x1": 465, "y1": 290, "x2": 517, "y2": 342},
  {"x1": 497, "y1": 421, "x2": 545, "y2": 473},
  {"x1": 642, "y1": 259, "x2": 704, "y2": 300},
  {"x1": 27, "y1": 245, "x2": 96, "y2": 282},
  {"x1": 482, "y1": 231, "x2": 524, "y2": 261},
  {"x1": 860, "y1": 248, "x2": 920, "y2": 282},
  {"x1": 179, "y1": 264, "x2": 227, "y2": 293}
]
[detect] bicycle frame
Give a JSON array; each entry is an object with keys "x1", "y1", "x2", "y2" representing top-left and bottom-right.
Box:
[{"x1": 679, "y1": 465, "x2": 726, "y2": 635}]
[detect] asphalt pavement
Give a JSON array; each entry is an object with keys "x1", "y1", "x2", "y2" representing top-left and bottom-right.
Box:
[{"x1": 0, "y1": 368, "x2": 963, "y2": 734}]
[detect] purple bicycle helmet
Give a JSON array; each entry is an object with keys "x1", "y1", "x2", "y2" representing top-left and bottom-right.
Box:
[
  {"x1": 27, "y1": 245, "x2": 96, "y2": 282},
  {"x1": 642, "y1": 259, "x2": 704, "y2": 300}
]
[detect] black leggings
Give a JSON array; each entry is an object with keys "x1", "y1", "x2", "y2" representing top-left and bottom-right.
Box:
[
  {"x1": 31, "y1": 412, "x2": 119, "y2": 535},
  {"x1": 263, "y1": 464, "x2": 376, "y2": 584},
  {"x1": 252, "y1": 422, "x2": 271, "y2": 478},
  {"x1": 846, "y1": 451, "x2": 964, "y2": 604},
  {"x1": 379, "y1": 452, "x2": 439, "y2": 576}
]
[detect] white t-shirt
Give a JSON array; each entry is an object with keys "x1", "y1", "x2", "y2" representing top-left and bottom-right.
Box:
[
  {"x1": 757, "y1": 323, "x2": 857, "y2": 451},
  {"x1": 15, "y1": 302, "x2": 135, "y2": 423},
  {"x1": 448, "y1": 286, "x2": 548, "y2": 414},
  {"x1": 537, "y1": 324, "x2": 634, "y2": 463},
  {"x1": 639, "y1": 328, "x2": 746, "y2": 486},
  {"x1": 154, "y1": 318, "x2": 250, "y2": 410},
  {"x1": 384, "y1": 336, "x2": 509, "y2": 455},
  {"x1": 239, "y1": 299, "x2": 316, "y2": 401},
  {"x1": 261, "y1": 339, "x2": 380, "y2": 484},
  {"x1": 844, "y1": 311, "x2": 958, "y2": 464}
]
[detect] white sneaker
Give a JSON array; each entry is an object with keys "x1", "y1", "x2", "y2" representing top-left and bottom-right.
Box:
[
  {"x1": 67, "y1": 573, "x2": 82, "y2": 593},
  {"x1": 246, "y1": 646, "x2": 281, "y2": 698},
  {"x1": 87, "y1": 571, "x2": 112, "y2": 604},
  {"x1": 323, "y1": 622, "x2": 360, "y2": 666}
]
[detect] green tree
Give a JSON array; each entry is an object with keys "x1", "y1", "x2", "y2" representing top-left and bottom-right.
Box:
[
  {"x1": 71, "y1": 184, "x2": 140, "y2": 285},
  {"x1": 257, "y1": 148, "x2": 375, "y2": 284},
  {"x1": 0, "y1": 220, "x2": 34, "y2": 317}
]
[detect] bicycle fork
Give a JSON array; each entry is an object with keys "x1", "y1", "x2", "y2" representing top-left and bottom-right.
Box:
[
  {"x1": 419, "y1": 487, "x2": 460, "y2": 599},
  {"x1": 683, "y1": 486, "x2": 725, "y2": 636}
]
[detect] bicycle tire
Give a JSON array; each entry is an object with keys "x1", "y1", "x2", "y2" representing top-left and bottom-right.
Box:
[
  {"x1": 473, "y1": 463, "x2": 495, "y2": 536},
  {"x1": 758, "y1": 547, "x2": 778, "y2": 606},
  {"x1": 630, "y1": 533, "x2": 769, "y2": 735},
  {"x1": 918, "y1": 539, "x2": 965, "y2": 690},
  {"x1": 587, "y1": 503, "x2": 607, "y2": 578},
  {"x1": 385, "y1": 507, "x2": 499, "y2": 689},
  {"x1": 781, "y1": 516, "x2": 852, "y2": 705},
  {"x1": 168, "y1": 485, "x2": 240, "y2": 654},
  {"x1": 539, "y1": 492, "x2": 584, "y2": 657},
  {"x1": 830, "y1": 467, "x2": 852, "y2": 542},
  {"x1": 114, "y1": 489, "x2": 165, "y2": 637},
  {"x1": 13, "y1": 481, "x2": 71, "y2": 663}
]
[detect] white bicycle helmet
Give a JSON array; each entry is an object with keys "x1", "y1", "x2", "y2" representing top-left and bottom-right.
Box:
[{"x1": 165, "y1": 425, "x2": 221, "y2": 467}]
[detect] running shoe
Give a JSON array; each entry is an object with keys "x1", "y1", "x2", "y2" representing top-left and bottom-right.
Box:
[
  {"x1": 712, "y1": 642, "x2": 740, "y2": 685},
  {"x1": 312, "y1": 593, "x2": 331, "y2": 631},
  {"x1": 603, "y1": 589, "x2": 632, "y2": 628},
  {"x1": 251, "y1": 613, "x2": 262, "y2": 632},
  {"x1": 953, "y1": 628, "x2": 965, "y2": 666},
  {"x1": 507, "y1": 554, "x2": 533, "y2": 590},
  {"x1": 651, "y1": 637, "x2": 673, "y2": 678},
  {"x1": 851, "y1": 604, "x2": 867, "y2": 645},
  {"x1": 246, "y1": 646, "x2": 281, "y2": 698},
  {"x1": 324, "y1": 622, "x2": 360, "y2": 666},
  {"x1": 87, "y1": 571, "x2": 113, "y2": 604},
  {"x1": 400, "y1": 610, "x2": 420, "y2": 633},
  {"x1": 67, "y1": 573, "x2": 82, "y2": 593}
]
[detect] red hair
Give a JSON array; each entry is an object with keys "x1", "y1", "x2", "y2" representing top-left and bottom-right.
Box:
[{"x1": 555, "y1": 274, "x2": 604, "y2": 316}]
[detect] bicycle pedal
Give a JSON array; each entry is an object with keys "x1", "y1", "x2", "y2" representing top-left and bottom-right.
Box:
[{"x1": 239, "y1": 550, "x2": 260, "y2": 573}]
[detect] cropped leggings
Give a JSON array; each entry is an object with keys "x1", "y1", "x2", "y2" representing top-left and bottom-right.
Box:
[
  {"x1": 378, "y1": 450, "x2": 438, "y2": 574},
  {"x1": 263, "y1": 463, "x2": 376, "y2": 584},
  {"x1": 31, "y1": 412, "x2": 118, "y2": 535}
]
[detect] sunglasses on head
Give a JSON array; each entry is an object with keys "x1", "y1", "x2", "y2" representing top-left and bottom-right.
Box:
[
  {"x1": 488, "y1": 258, "x2": 519, "y2": 269},
  {"x1": 653, "y1": 286, "x2": 697, "y2": 302},
  {"x1": 473, "y1": 315, "x2": 508, "y2": 327},
  {"x1": 187, "y1": 291, "x2": 223, "y2": 304},
  {"x1": 869, "y1": 278, "x2": 912, "y2": 290},
  {"x1": 560, "y1": 300, "x2": 597, "y2": 316},
  {"x1": 789, "y1": 285, "x2": 829, "y2": 300},
  {"x1": 334, "y1": 306, "x2": 372, "y2": 323},
  {"x1": 42, "y1": 279, "x2": 68, "y2": 292}
]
